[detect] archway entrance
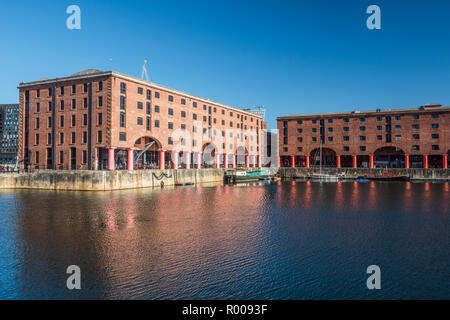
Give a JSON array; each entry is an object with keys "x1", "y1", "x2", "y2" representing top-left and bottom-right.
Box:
[
  {"x1": 202, "y1": 143, "x2": 218, "y2": 168},
  {"x1": 310, "y1": 148, "x2": 336, "y2": 167},
  {"x1": 236, "y1": 146, "x2": 248, "y2": 167},
  {"x1": 374, "y1": 147, "x2": 405, "y2": 168},
  {"x1": 134, "y1": 136, "x2": 162, "y2": 169}
]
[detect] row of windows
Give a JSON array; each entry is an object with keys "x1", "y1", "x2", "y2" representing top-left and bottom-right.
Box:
[
  {"x1": 295, "y1": 133, "x2": 440, "y2": 143},
  {"x1": 296, "y1": 123, "x2": 439, "y2": 133},
  {"x1": 295, "y1": 114, "x2": 440, "y2": 125},
  {"x1": 36, "y1": 82, "x2": 103, "y2": 98},
  {"x1": 34, "y1": 113, "x2": 103, "y2": 129},
  {"x1": 34, "y1": 150, "x2": 90, "y2": 165},
  {"x1": 34, "y1": 131, "x2": 103, "y2": 145},
  {"x1": 33, "y1": 96, "x2": 103, "y2": 113},
  {"x1": 120, "y1": 82, "x2": 259, "y2": 124}
]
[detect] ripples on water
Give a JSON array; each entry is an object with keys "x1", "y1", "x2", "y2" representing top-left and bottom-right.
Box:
[{"x1": 0, "y1": 181, "x2": 448, "y2": 299}]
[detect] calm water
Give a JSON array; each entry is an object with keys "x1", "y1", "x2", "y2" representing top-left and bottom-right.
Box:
[{"x1": 0, "y1": 181, "x2": 448, "y2": 299}]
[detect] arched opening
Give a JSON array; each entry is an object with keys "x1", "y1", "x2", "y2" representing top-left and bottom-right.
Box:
[
  {"x1": 374, "y1": 147, "x2": 405, "y2": 168},
  {"x1": 202, "y1": 143, "x2": 217, "y2": 168},
  {"x1": 133, "y1": 136, "x2": 162, "y2": 169},
  {"x1": 310, "y1": 148, "x2": 336, "y2": 167},
  {"x1": 236, "y1": 146, "x2": 248, "y2": 167},
  {"x1": 429, "y1": 155, "x2": 443, "y2": 168}
]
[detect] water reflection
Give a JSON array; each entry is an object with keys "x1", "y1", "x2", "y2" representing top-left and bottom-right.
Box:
[{"x1": 0, "y1": 181, "x2": 448, "y2": 299}]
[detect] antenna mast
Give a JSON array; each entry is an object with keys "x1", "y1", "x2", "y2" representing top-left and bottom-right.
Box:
[{"x1": 141, "y1": 59, "x2": 149, "y2": 81}]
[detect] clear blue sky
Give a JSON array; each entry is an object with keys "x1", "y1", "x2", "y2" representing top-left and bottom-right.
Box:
[{"x1": 0, "y1": 0, "x2": 449, "y2": 128}]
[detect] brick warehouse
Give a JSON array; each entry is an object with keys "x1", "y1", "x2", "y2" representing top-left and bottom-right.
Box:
[
  {"x1": 18, "y1": 70, "x2": 267, "y2": 171},
  {"x1": 277, "y1": 104, "x2": 450, "y2": 169}
]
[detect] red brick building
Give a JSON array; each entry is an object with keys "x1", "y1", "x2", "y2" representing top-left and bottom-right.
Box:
[
  {"x1": 277, "y1": 104, "x2": 450, "y2": 169},
  {"x1": 18, "y1": 70, "x2": 265, "y2": 171}
]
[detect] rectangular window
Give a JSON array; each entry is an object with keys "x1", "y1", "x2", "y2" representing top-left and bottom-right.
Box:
[
  {"x1": 328, "y1": 127, "x2": 333, "y2": 132},
  {"x1": 120, "y1": 82, "x2": 126, "y2": 94},
  {"x1": 59, "y1": 132, "x2": 64, "y2": 144},
  {"x1": 297, "y1": 129, "x2": 303, "y2": 133},
  {"x1": 72, "y1": 99, "x2": 76, "y2": 109},
  {"x1": 154, "y1": 120, "x2": 160, "y2": 128},
  {"x1": 432, "y1": 145, "x2": 440, "y2": 150},
  {"x1": 431, "y1": 114, "x2": 439, "y2": 119},
  {"x1": 168, "y1": 137, "x2": 173, "y2": 145},
  {"x1": 36, "y1": 151, "x2": 39, "y2": 163},
  {"x1": 146, "y1": 90, "x2": 151, "y2": 100},
  {"x1": 432, "y1": 123, "x2": 439, "y2": 129},
  {"x1": 72, "y1": 85, "x2": 76, "y2": 94},
  {"x1": 37, "y1": 89, "x2": 40, "y2": 98},
  {"x1": 360, "y1": 146, "x2": 366, "y2": 151},
  {"x1": 377, "y1": 135, "x2": 382, "y2": 141},
  {"x1": 61, "y1": 100, "x2": 65, "y2": 111},
  {"x1": 47, "y1": 133, "x2": 52, "y2": 144},
  {"x1": 412, "y1": 134, "x2": 420, "y2": 140},
  {"x1": 155, "y1": 91, "x2": 160, "y2": 98},
  {"x1": 343, "y1": 118, "x2": 349, "y2": 123},
  {"x1": 181, "y1": 98, "x2": 186, "y2": 105},
  {"x1": 297, "y1": 120, "x2": 303, "y2": 125},
  {"x1": 48, "y1": 101, "x2": 52, "y2": 112},
  {"x1": 48, "y1": 117, "x2": 52, "y2": 128},
  {"x1": 168, "y1": 95, "x2": 173, "y2": 102},
  {"x1": 60, "y1": 115, "x2": 64, "y2": 128},
  {"x1": 412, "y1": 145, "x2": 420, "y2": 151},
  {"x1": 328, "y1": 136, "x2": 333, "y2": 142},
  {"x1": 82, "y1": 150, "x2": 87, "y2": 164},
  {"x1": 193, "y1": 113, "x2": 197, "y2": 120},
  {"x1": 137, "y1": 102, "x2": 143, "y2": 109},
  {"x1": 168, "y1": 108, "x2": 173, "y2": 116},
  {"x1": 98, "y1": 131, "x2": 102, "y2": 143},
  {"x1": 138, "y1": 87, "x2": 143, "y2": 94},
  {"x1": 35, "y1": 134, "x2": 39, "y2": 145},
  {"x1": 137, "y1": 117, "x2": 143, "y2": 125},
  {"x1": 71, "y1": 115, "x2": 76, "y2": 127},
  {"x1": 154, "y1": 105, "x2": 159, "y2": 113},
  {"x1": 99, "y1": 81, "x2": 103, "y2": 91},
  {"x1": 98, "y1": 96, "x2": 103, "y2": 107},
  {"x1": 83, "y1": 114, "x2": 87, "y2": 126},
  {"x1": 412, "y1": 124, "x2": 420, "y2": 130},
  {"x1": 412, "y1": 115, "x2": 419, "y2": 120},
  {"x1": 49, "y1": 88, "x2": 53, "y2": 96},
  {"x1": 395, "y1": 135, "x2": 401, "y2": 141},
  {"x1": 432, "y1": 134, "x2": 439, "y2": 139},
  {"x1": 343, "y1": 127, "x2": 349, "y2": 132},
  {"x1": 360, "y1": 126, "x2": 366, "y2": 131},
  {"x1": 120, "y1": 96, "x2": 126, "y2": 110},
  {"x1": 360, "y1": 136, "x2": 366, "y2": 141},
  {"x1": 376, "y1": 116, "x2": 382, "y2": 122},
  {"x1": 146, "y1": 102, "x2": 151, "y2": 115},
  {"x1": 395, "y1": 115, "x2": 401, "y2": 121},
  {"x1": 377, "y1": 126, "x2": 382, "y2": 131},
  {"x1": 181, "y1": 111, "x2": 186, "y2": 118},
  {"x1": 36, "y1": 118, "x2": 40, "y2": 129},
  {"x1": 83, "y1": 132, "x2": 87, "y2": 144},
  {"x1": 36, "y1": 102, "x2": 40, "y2": 113},
  {"x1": 168, "y1": 122, "x2": 173, "y2": 130},
  {"x1": 360, "y1": 117, "x2": 366, "y2": 122},
  {"x1": 395, "y1": 125, "x2": 401, "y2": 130},
  {"x1": 343, "y1": 146, "x2": 349, "y2": 152},
  {"x1": 60, "y1": 151, "x2": 64, "y2": 164},
  {"x1": 328, "y1": 119, "x2": 333, "y2": 123},
  {"x1": 71, "y1": 132, "x2": 75, "y2": 144},
  {"x1": 98, "y1": 113, "x2": 103, "y2": 125},
  {"x1": 120, "y1": 112, "x2": 126, "y2": 127},
  {"x1": 84, "y1": 98, "x2": 87, "y2": 109},
  {"x1": 146, "y1": 117, "x2": 150, "y2": 131},
  {"x1": 84, "y1": 83, "x2": 88, "y2": 93}
]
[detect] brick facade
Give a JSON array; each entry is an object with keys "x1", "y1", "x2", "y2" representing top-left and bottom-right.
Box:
[
  {"x1": 18, "y1": 70, "x2": 265, "y2": 171},
  {"x1": 277, "y1": 105, "x2": 450, "y2": 169}
]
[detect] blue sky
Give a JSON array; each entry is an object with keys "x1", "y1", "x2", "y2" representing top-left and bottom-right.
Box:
[{"x1": 0, "y1": 0, "x2": 449, "y2": 128}]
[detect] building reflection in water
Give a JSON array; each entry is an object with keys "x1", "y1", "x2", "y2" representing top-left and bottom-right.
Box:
[{"x1": 2, "y1": 179, "x2": 448, "y2": 299}]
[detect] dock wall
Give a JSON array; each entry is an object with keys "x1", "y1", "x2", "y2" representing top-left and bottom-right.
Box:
[
  {"x1": 0, "y1": 169, "x2": 226, "y2": 191},
  {"x1": 278, "y1": 167, "x2": 450, "y2": 180}
]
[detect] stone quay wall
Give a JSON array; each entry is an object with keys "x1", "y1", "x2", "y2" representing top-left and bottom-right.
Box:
[
  {"x1": 278, "y1": 167, "x2": 450, "y2": 180},
  {"x1": 0, "y1": 168, "x2": 226, "y2": 191}
]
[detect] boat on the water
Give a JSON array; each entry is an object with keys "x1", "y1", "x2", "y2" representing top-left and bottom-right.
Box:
[
  {"x1": 225, "y1": 170, "x2": 271, "y2": 183},
  {"x1": 363, "y1": 173, "x2": 409, "y2": 181},
  {"x1": 309, "y1": 173, "x2": 340, "y2": 182}
]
